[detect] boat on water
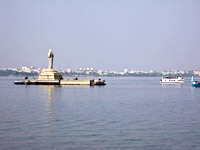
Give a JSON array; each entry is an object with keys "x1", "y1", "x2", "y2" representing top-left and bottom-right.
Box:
[
  {"x1": 191, "y1": 76, "x2": 200, "y2": 87},
  {"x1": 192, "y1": 81, "x2": 200, "y2": 87},
  {"x1": 160, "y1": 76, "x2": 184, "y2": 84}
]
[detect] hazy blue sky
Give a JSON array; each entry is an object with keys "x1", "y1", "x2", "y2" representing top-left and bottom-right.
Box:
[{"x1": 0, "y1": 0, "x2": 200, "y2": 71}]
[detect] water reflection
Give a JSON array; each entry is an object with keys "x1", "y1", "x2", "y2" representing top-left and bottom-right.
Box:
[
  {"x1": 191, "y1": 86, "x2": 200, "y2": 98},
  {"x1": 161, "y1": 83, "x2": 183, "y2": 88},
  {"x1": 39, "y1": 85, "x2": 60, "y2": 114}
]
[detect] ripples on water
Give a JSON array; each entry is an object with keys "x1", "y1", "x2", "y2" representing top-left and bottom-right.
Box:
[{"x1": 0, "y1": 77, "x2": 200, "y2": 150}]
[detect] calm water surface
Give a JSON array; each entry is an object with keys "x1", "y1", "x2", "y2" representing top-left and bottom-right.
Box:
[{"x1": 0, "y1": 77, "x2": 200, "y2": 150}]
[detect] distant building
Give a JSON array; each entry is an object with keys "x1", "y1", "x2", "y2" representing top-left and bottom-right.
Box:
[
  {"x1": 77, "y1": 68, "x2": 84, "y2": 73},
  {"x1": 86, "y1": 71, "x2": 90, "y2": 75},
  {"x1": 22, "y1": 66, "x2": 31, "y2": 73},
  {"x1": 148, "y1": 70, "x2": 154, "y2": 73},
  {"x1": 123, "y1": 69, "x2": 128, "y2": 74},
  {"x1": 10, "y1": 68, "x2": 18, "y2": 71},
  {"x1": 161, "y1": 71, "x2": 169, "y2": 75},
  {"x1": 193, "y1": 70, "x2": 200, "y2": 76},
  {"x1": 129, "y1": 70, "x2": 137, "y2": 74},
  {"x1": 21, "y1": 66, "x2": 40, "y2": 73},
  {"x1": 66, "y1": 68, "x2": 72, "y2": 73},
  {"x1": 97, "y1": 70, "x2": 103, "y2": 75}
]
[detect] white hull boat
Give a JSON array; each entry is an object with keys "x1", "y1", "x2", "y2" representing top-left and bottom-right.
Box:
[{"x1": 160, "y1": 76, "x2": 184, "y2": 84}]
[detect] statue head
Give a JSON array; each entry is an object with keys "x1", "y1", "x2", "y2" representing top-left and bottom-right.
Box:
[{"x1": 48, "y1": 49, "x2": 54, "y2": 58}]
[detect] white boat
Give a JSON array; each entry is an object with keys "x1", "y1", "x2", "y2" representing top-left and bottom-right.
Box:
[{"x1": 160, "y1": 76, "x2": 184, "y2": 84}]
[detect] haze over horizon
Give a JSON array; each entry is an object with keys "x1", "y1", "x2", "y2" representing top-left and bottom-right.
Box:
[{"x1": 0, "y1": 0, "x2": 200, "y2": 71}]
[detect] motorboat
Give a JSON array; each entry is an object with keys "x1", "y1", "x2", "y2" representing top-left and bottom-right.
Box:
[
  {"x1": 191, "y1": 76, "x2": 200, "y2": 87},
  {"x1": 160, "y1": 76, "x2": 184, "y2": 84}
]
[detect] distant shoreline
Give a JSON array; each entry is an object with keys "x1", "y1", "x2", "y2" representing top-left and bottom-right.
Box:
[
  {"x1": 0, "y1": 74, "x2": 197, "y2": 78},
  {"x1": 0, "y1": 70, "x2": 198, "y2": 77}
]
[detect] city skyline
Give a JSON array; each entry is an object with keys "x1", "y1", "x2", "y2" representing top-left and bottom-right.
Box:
[
  {"x1": 1, "y1": 66, "x2": 200, "y2": 76},
  {"x1": 0, "y1": 65, "x2": 199, "y2": 72},
  {"x1": 0, "y1": 0, "x2": 200, "y2": 70}
]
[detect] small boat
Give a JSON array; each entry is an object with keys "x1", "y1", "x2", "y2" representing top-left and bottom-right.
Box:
[
  {"x1": 191, "y1": 76, "x2": 200, "y2": 87},
  {"x1": 91, "y1": 79, "x2": 106, "y2": 86},
  {"x1": 160, "y1": 76, "x2": 184, "y2": 84}
]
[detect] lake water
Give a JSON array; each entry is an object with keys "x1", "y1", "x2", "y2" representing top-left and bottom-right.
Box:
[{"x1": 0, "y1": 77, "x2": 200, "y2": 150}]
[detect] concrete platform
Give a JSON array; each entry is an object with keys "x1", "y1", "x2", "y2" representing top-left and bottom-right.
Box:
[
  {"x1": 14, "y1": 80, "x2": 60, "y2": 85},
  {"x1": 60, "y1": 80, "x2": 91, "y2": 85},
  {"x1": 14, "y1": 79, "x2": 106, "y2": 86}
]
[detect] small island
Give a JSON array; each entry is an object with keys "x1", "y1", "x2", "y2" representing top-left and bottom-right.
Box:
[{"x1": 14, "y1": 49, "x2": 106, "y2": 86}]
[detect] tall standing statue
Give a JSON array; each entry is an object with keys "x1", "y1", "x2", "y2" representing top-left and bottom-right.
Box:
[{"x1": 48, "y1": 49, "x2": 54, "y2": 69}]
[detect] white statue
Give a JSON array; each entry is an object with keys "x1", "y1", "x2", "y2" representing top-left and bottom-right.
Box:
[{"x1": 48, "y1": 49, "x2": 54, "y2": 69}]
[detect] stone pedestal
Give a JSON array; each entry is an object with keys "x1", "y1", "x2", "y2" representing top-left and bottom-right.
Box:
[{"x1": 38, "y1": 69, "x2": 63, "y2": 81}]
